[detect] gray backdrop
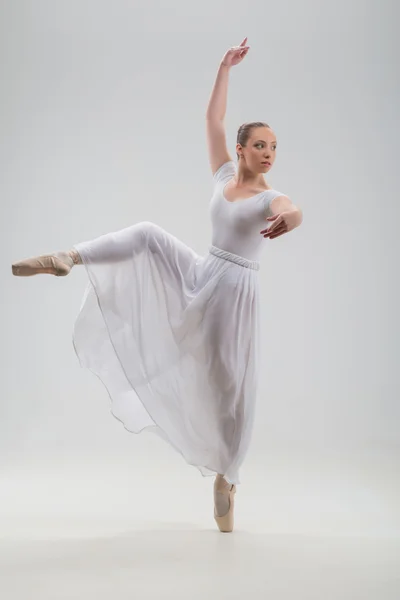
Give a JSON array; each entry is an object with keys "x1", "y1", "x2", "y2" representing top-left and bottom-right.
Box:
[{"x1": 1, "y1": 0, "x2": 398, "y2": 545}]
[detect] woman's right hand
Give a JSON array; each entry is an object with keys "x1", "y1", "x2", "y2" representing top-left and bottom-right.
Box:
[{"x1": 221, "y1": 37, "x2": 250, "y2": 68}]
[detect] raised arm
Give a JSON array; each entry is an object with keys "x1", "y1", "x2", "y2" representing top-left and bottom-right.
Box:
[{"x1": 206, "y1": 39, "x2": 250, "y2": 175}]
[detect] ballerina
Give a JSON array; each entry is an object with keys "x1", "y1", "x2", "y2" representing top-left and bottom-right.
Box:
[{"x1": 12, "y1": 37, "x2": 303, "y2": 533}]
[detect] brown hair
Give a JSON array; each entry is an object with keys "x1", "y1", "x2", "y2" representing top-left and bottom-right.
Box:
[{"x1": 236, "y1": 121, "x2": 271, "y2": 160}]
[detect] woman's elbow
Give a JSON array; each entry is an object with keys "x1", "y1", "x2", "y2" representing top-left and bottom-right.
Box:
[{"x1": 295, "y1": 207, "x2": 304, "y2": 227}]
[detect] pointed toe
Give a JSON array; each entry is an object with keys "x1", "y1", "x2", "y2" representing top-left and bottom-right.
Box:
[
  {"x1": 214, "y1": 474, "x2": 236, "y2": 533},
  {"x1": 11, "y1": 252, "x2": 73, "y2": 277}
]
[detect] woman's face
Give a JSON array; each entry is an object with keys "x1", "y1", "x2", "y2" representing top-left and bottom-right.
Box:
[{"x1": 238, "y1": 127, "x2": 277, "y2": 173}]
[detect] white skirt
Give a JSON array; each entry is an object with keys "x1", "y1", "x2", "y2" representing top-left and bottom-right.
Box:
[{"x1": 72, "y1": 221, "x2": 261, "y2": 485}]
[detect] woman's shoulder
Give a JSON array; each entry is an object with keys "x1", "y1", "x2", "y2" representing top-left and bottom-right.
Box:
[
  {"x1": 263, "y1": 190, "x2": 292, "y2": 217},
  {"x1": 264, "y1": 188, "x2": 287, "y2": 197},
  {"x1": 212, "y1": 160, "x2": 237, "y2": 184}
]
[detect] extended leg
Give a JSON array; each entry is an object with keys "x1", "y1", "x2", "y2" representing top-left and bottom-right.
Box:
[
  {"x1": 11, "y1": 221, "x2": 159, "y2": 277},
  {"x1": 72, "y1": 221, "x2": 157, "y2": 265},
  {"x1": 12, "y1": 221, "x2": 197, "y2": 279}
]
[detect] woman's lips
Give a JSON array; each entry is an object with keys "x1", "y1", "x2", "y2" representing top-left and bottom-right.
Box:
[{"x1": 261, "y1": 162, "x2": 271, "y2": 166}]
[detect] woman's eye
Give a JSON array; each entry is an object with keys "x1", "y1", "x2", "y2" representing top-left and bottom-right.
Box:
[{"x1": 256, "y1": 144, "x2": 276, "y2": 150}]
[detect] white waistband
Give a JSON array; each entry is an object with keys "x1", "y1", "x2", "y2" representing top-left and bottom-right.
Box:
[{"x1": 208, "y1": 245, "x2": 260, "y2": 270}]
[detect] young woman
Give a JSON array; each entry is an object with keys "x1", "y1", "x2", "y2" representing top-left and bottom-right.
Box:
[{"x1": 12, "y1": 37, "x2": 303, "y2": 533}]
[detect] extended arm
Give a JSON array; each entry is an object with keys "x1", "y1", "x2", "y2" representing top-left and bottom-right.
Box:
[
  {"x1": 205, "y1": 62, "x2": 232, "y2": 174},
  {"x1": 206, "y1": 40, "x2": 250, "y2": 175},
  {"x1": 261, "y1": 195, "x2": 304, "y2": 239},
  {"x1": 270, "y1": 195, "x2": 303, "y2": 227}
]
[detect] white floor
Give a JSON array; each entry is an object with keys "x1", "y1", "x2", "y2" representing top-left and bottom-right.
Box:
[
  {"x1": 1, "y1": 531, "x2": 399, "y2": 599},
  {"x1": 1, "y1": 451, "x2": 399, "y2": 599}
]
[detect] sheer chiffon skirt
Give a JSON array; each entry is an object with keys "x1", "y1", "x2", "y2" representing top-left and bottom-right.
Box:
[{"x1": 72, "y1": 221, "x2": 261, "y2": 485}]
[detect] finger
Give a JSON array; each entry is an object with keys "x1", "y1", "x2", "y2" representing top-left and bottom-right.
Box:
[
  {"x1": 261, "y1": 221, "x2": 281, "y2": 234},
  {"x1": 240, "y1": 37, "x2": 248, "y2": 46},
  {"x1": 264, "y1": 224, "x2": 287, "y2": 238},
  {"x1": 260, "y1": 226, "x2": 275, "y2": 234},
  {"x1": 269, "y1": 231, "x2": 286, "y2": 239},
  {"x1": 266, "y1": 225, "x2": 286, "y2": 236},
  {"x1": 265, "y1": 216, "x2": 282, "y2": 228},
  {"x1": 262, "y1": 222, "x2": 283, "y2": 236},
  {"x1": 269, "y1": 228, "x2": 288, "y2": 239}
]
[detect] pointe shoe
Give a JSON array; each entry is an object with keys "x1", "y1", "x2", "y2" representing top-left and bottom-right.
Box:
[
  {"x1": 214, "y1": 474, "x2": 237, "y2": 533},
  {"x1": 12, "y1": 251, "x2": 74, "y2": 277}
]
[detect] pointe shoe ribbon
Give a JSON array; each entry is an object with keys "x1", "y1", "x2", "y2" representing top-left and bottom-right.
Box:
[
  {"x1": 12, "y1": 252, "x2": 74, "y2": 277},
  {"x1": 214, "y1": 474, "x2": 237, "y2": 533}
]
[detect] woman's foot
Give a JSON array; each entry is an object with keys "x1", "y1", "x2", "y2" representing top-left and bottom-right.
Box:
[
  {"x1": 214, "y1": 474, "x2": 236, "y2": 533},
  {"x1": 12, "y1": 250, "x2": 81, "y2": 277}
]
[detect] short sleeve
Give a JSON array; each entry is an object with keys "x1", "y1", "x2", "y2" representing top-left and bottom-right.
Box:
[
  {"x1": 263, "y1": 191, "x2": 287, "y2": 218},
  {"x1": 213, "y1": 161, "x2": 237, "y2": 185}
]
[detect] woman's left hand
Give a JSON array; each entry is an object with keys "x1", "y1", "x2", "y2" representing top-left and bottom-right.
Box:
[{"x1": 260, "y1": 210, "x2": 301, "y2": 239}]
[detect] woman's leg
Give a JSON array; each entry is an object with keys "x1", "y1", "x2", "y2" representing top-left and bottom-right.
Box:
[
  {"x1": 11, "y1": 221, "x2": 160, "y2": 277},
  {"x1": 72, "y1": 221, "x2": 156, "y2": 265}
]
